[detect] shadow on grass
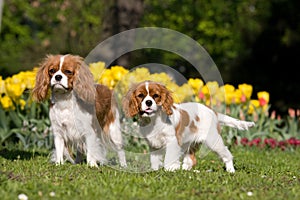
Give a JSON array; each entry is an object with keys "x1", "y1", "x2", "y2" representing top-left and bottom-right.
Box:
[{"x1": 0, "y1": 148, "x2": 49, "y2": 160}]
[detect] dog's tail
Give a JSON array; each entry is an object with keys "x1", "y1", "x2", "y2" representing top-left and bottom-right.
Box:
[{"x1": 217, "y1": 113, "x2": 255, "y2": 130}]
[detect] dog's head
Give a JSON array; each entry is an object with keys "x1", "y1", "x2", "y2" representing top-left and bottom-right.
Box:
[
  {"x1": 32, "y1": 54, "x2": 95, "y2": 103},
  {"x1": 122, "y1": 81, "x2": 174, "y2": 117}
]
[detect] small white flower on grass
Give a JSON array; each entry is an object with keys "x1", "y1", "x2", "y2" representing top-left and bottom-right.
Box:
[
  {"x1": 49, "y1": 191, "x2": 56, "y2": 197},
  {"x1": 18, "y1": 193, "x2": 28, "y2": 200},
  {"x1": 247, "y1": 191, "x2": 253, "y2": 196},
  {"x1": 193, "y1": 170, "x2": 200, "y2": 173},
  {"x1": 38, "y1": 191, "x2": 43, "y2": 196}
]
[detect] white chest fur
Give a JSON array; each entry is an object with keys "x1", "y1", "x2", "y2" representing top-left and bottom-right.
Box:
[
  {"x1": 139, "y1": 113, "x2": 175, "y2": 149},
  {"x1": 49, "y1": 92, "x2": 94, "y2": 143}
]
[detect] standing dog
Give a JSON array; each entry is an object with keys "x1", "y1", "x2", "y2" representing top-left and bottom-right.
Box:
[
  {"x1": 32, "y1": 54, "x2": 126, "y2": 167},
  {"x1": 122, "y1": 81, "x2": 255, "y2": 172}
]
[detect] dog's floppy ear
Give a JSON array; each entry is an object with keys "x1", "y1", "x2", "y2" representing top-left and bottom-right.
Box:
[
  {"x1": 122, "y1": 85, "x2": 140, "y2": 117},
  {"x1": 73, "y1": 56, "x2": 96, "y2": 104},
  {"x1": 31, "y1": 55, "x2": 53, "y2": 102},
  {"x1": 159, "y1": 84, "x2": 174, "y2": 115}
]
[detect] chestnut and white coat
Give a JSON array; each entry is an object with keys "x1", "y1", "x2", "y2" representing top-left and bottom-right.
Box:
[
  {"x1": 32, "y1": 54, "x2": 126, "y2": 167},
  {"x1": 122, "y1": 81, "x2": 255, "y2": 172}
]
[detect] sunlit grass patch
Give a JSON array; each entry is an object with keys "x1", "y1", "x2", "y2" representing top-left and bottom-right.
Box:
[{"x1": 0, "y1": 147, "x2": 299, "y2": 200}]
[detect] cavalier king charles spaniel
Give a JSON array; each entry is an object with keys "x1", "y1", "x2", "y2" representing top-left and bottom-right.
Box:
[
  {"x1": 122, "y1": 80, "x2": 255, "y2": 172},
  {"x1": 32, "y1": 54, "x2": 126, "y2": 167}
]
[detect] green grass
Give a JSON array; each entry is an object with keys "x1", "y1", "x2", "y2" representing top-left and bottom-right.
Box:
[{"x1": 0, "y1": 147, "x2": 299, "y2": 200}]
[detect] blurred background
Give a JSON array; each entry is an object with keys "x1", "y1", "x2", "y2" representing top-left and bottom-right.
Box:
[{"x1": 0, "y1": 0, "x2": 299, "y2": 116}]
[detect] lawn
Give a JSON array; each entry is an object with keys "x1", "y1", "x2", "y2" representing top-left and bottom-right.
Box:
[{"x1": 0, "y1": 147, "x2": 299, "y2": 200}]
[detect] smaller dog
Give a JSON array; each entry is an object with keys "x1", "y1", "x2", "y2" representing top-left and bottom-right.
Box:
[
  {"x1": 122, "y1": 81, "x2": 255, "y2": 172},
  {"x1": 32, "y1": 54, "x2": 126, "y2": 167}
]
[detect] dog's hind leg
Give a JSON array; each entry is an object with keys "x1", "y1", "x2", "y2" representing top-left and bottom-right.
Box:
[
  {"x1": 108, "y1": 124, "x2": 127, "y2": 167},
  {"x1": 182, "y1": 144, "x2": 199, "y2": 170},
  {"x1": 75, "y1": 148, "x2": 84, "y2": 164},
  {"x1": 86, "y1": 132, "x2": 107, "y2": 167},
  {"x1": 204, "y1": 129, "x2": 235, "y2": 173},
  {"x1": 116, "y1": 148, "x2": 127, "y2": 168}
]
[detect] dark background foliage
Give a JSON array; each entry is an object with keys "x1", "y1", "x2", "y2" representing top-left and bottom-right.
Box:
[{"x1": 0, "y1": 0, "x2": 299, "y2": 115}]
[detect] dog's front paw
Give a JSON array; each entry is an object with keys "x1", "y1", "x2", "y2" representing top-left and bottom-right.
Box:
[
  {"x1": 55, "y1": 161, "x2": 64, "y2": 166},
  {"x1": 54, "y1": 158, "x2": 64, "y2": 166},
  {"x1": 182, "y1": 155, "x2": 194, "y2": 170},
  {"x1": 120, "y1": 162, "x2": 127, "y2": 168},
  {"x1": 87, "y1": 160, "x2": 99, "y2": 168},
  {"x1": 150, "y1": 163, "x2": 161, "y2": 171},
  {"x1": 164, "y1": 163, "x2": 181, "y2": 172},
  {"x1": 182, "y1": 163, "x2": 192, "y2": 170},
  {"x1": 225, "y1": 161, "x2": 235, "y2": 173}
]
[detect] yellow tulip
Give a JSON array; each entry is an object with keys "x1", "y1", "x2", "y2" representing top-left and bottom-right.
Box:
[
  {"x1": 248, "y1": 99, "x2": 260, "y2": 114},
  {"x1": 215, "y1": 87, "x2": 225, "y2": 103},
  {"x1": 224, "y1": 93, "x2": 235, "y2": 105},
  {"x1": 223, "y1": 84, "x2": 235, "y2": 93},
  {"x1": 173, "y1": 83, "x2": 193, "y2": 103},
  {"x1": 19, "y1": 99, "x2": 26, "y2": 110},
  {"x1": 149, "y1": 73, "x2": 173, "y2": 86},
  {"x1": 18, "y1": 71, "x2": 37, "y2": 89},
  {"x1": 205, "y1": 81, "x2": 219, "y2": 95},
  {"x1": 234, "y1": 89, "x2": 243, "y2": 104},
  {"x1": 238, "y1": 83, "x2": 253, "y2": 100},
  {"x1": 201, "y1": 85, "x2": 210, "y2": 97},
  {"x1": 0, "y1": 76, "x2": 6, "y2": 94},
  {"x1": 199, "y1": 83, "x2": 212, "y2": 102},
  {"x1": 5, "y1": 77, "x2": 26, "y2": 100},
  {"x1": 26, "y1": 76, "x2": 36, "y2": 90},
  {"x1": 221, "y1": 84, "x2": 235, "y2": 105},
  {"x1": 207, "y1": 98, "x2": 217, "y2": 106},
  {"x1": 165, "y1": 82, "x2": 179, "y2": 94},
  {"x1": 257, "y1": 91, "x2": 269, "y2": 106},
  {"x1": 132, "y1": 68, "x2": 151, "y2": 82},
  {"x1": 110, "y1": 66, "x2": 129, "y2": 81},
  {"x1": 199, "y1": 81, "x2": 219, "y2": 106},
  {"x1": 257, "y1": 91, "x2": 270, "y2": 114},
  {"x1": 89, "y1": 62, "x2": 105, "y2": 82},
  {"x1": 98, "y1": 70, "x2": 115, "y2": 89},
  {"x1": 187, "y1": 78, "x2": 203, "y2": 95},
  {"x1": 0, "y1": 95, "x2": 14, "y2": 110}
]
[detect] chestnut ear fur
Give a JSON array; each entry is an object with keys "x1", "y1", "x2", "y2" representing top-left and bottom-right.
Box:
[
  {"x1": 31, "y1": 55, "x2": 54, "y2": 102},
  {"x1": 158, "y1": 83, "x2": 174, "y2": 115},
  {"x1": 122, "y1": 84, "x2": 140, "y2": 118},
  {"x1": 73, "y1": 56, "x2": 96, "y2": 104}
]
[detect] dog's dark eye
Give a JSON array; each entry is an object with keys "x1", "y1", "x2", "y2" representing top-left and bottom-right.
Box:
[
  {"x1": 64, "y1": 70, "x2": 73, "y2": 75},
  {"x1": 137, "y1": 93, "x2": 144, "y2": 98},
  {"x1": 49, "y1": 68, "x2": 56, "y2": 74},
  {"x1": 153, "y1": 94, "x2": 160, "y2": 99}
]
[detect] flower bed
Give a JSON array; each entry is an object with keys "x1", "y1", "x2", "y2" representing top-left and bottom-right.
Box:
[
  {"x1": 0, "y1": 62, "x2": 299, "y2": 150},
  {"x1": 239, "y1": 137, "x2": 300, "y2": 151}
]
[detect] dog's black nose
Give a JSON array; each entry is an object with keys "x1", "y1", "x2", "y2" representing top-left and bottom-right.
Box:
[
  {"x1": 55, "y1": 75, "x2": 62, "y2": 81},
  {"x1": 146, "y1": 100, "x2": 152, "y2": 107}
]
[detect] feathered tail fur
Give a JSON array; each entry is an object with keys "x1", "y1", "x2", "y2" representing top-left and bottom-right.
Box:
[{"x1": 217, "y1": 113, "x2": 255, "y2": 130}]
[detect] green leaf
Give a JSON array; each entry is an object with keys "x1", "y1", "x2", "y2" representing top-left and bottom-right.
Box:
[
  {"x1": 0, "y1": 128, "x2": 14, "y2": 143},
  {"x1": 30, "y1": 101, "x2": 37, "y2": 119},
  {"x1": 0, "y1": 108, "x2": 9, "y2": 130},
  {"x1": 8, "y1": 110, "x2": 22, "y2": 128}
]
